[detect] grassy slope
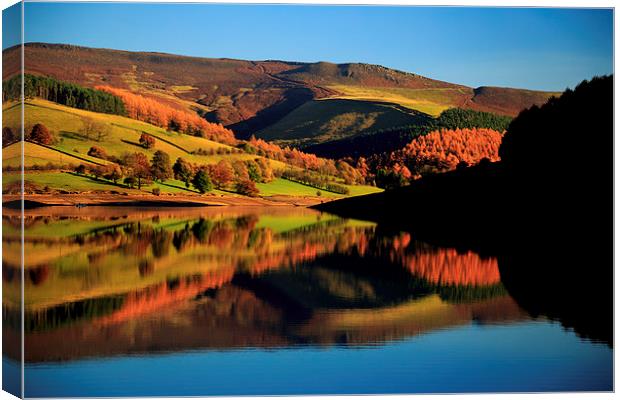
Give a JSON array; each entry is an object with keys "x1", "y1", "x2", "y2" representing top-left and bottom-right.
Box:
[
  {"x1": 256, "y1": 99, "x2": 430, "y2": 146},
  {"x1": 2, "y1": 100, "x2": 381, "y2": 198},
  {"x1": 4, "y1": 99, "x2": 271, "y2": 167},
  {"x1": 325, "y1": 84, "x2": 559, "y2": 118},
  {"x1": 4, "y1": 141, "x2": 108, "y2": 168},
  {"x1": 324, "y1": 85, "x2": 472, "y2": 116},
  {"x1": 256, "y1": 178, "x2": 339, "y2": 198}
]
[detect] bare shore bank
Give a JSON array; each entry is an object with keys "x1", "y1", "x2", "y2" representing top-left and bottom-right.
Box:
[{"x1": 3, "y1": 193, "x2": 331, "y2": 208}]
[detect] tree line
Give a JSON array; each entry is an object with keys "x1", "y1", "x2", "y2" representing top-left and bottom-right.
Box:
[
  {"x1": 365, "y1": 127, "x2": 503, "y2": 189},
  {"x1": 244, "y1": 137, "x2": 365, "y2": 185},
  {"x1": 3, "y1": 74, "x2": 126, "y2": 115},
  {"x1": 76, "y1": 148, "x2": 275, "y2": 197}
]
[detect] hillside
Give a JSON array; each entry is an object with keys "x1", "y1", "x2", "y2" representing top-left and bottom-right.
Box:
[
  {"x1": 304, "y1": 107, "x2": 513, "y2": 159},
  {"x1": 2, "y1": 99, "x2": 380, "y2": 200},
  {"x1": 4, "y1": 43, "x2": 558, "y2": 144},
  {"x1": 256, "y1": 99, "x2": 432, "y2": 147}
]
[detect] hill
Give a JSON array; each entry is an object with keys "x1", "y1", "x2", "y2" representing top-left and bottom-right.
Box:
[
  {"x1": 255, "y1": 99, "x2": 432, "y2": 147},
  {"x1": 4, "y1": 43, "x2": 558, "y2": 144},
  {"x1": 2, "y1": 99, "x2": 380, "y2": 200}
]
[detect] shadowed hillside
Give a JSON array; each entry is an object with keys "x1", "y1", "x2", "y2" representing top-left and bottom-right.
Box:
[
  {"x1": 314, "y1": 75, "x2": 613, "y2": 345},
  {"x1": 256, "y1": 99, "x2": 432, "y2": 146}
]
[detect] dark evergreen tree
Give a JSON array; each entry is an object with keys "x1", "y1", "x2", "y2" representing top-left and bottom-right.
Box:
[
  {"x1": 192, "y1": 170, "x2": 213, "y2": 194},
  {"x1": 3, "y1": 74, "x2": 126, "y2": 116}
]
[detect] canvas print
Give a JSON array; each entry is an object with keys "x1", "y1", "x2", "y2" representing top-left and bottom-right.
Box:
[{"x1": 1, "y1": 2, "x2": 613, "y2": 398}]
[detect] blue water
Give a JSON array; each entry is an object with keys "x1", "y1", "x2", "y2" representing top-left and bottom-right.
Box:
[
  {"x1": 5, "y1": 208, "x2": 613, "y2": 396},
  {"x1": 3, "y1": 357, "x2": 21, "y2": 398},
  {"x1": 24, "y1": 321, "x2": 612, "y2": 397}
]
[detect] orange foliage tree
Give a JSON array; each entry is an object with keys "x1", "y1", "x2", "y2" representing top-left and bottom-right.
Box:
[
  {"x1": 370, "y1": 127, "x2": 501, "y2": 183},
  {"x1": 370, "y1": 127, "x2": 502, "y2": 188},
  {"x1": 95, "y1": 86, "x2": 236, "y2": 145},
  {"x1": 398, "y1": 127, "x2": 502, "y2": 174}
]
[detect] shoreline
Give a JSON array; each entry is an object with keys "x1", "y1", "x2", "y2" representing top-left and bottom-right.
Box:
[{"x1": 2, "y1": 193, "x2": 331, "y2": 209}]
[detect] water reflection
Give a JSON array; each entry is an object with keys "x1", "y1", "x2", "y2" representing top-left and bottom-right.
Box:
[{"x1": 1, "y1": 206, "x2": 531, "y2": 363}]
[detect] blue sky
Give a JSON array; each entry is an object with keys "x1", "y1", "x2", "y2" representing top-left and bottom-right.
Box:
[{"x1": 3, "y1": 3, "x2": 614, "y2": 91}]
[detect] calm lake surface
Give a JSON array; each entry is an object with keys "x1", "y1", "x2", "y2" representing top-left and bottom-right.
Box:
[{"x1": 2, "y1": 206, "x2": 612, "y2": 397}]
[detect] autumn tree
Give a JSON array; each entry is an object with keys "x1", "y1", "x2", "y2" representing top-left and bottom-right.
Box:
[
  {"x1": 399, "y1": 128, "x2": 502, "y2": 174},
  {"x1": 103, "y1": 164, "x2": 123, "y2": 184},
  {"x1": 123, "y1": 152, "x2": 151, "y2": 189},
  {"x1": 355, "y1": 157, "x2": 369, "y2": 183},
  {"x1": 235, "y1": 179, "x2": 260, "y2": 197},
  {"x1": 150, "y1": 150, "x2": 173, "y2": 182},
  {"x1": 336, "y1": 160, "x2": 363, "y2": 185},
  {"x1": 139, "y1": 133, "x2": 156, "y2": 149},
  {"x1": 255, "y1": 158, "x2": 273, "y2": 183},
  {"x1": 192, "y1": 169, "x2": 213, "y2": 194},
  {"x1": 232, "y1": 160, "x2": 250, "y2": 181},
  {"x1": 30, "y1": 123, "x2": 54, "y2": 145},
  {"x1": 173, "y1": 157, "x2": 194, "y2": 188},
  {"x1": 91, "y1": 165, "x2": 106, "y2": 180},
  {"x1": 370, "y1": 127, "x2": 503, "y2": 185},
  {"x1": 208, "y1": 160, "x2": 234, "y2": 189}
]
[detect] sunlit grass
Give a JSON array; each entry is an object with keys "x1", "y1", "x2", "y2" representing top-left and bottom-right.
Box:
[
  {"x1": 324, "y1": 85, "x2": 472, "y2": 116},
  {"x1": 4, "y1": 99, "x2": 284, "y2": 169},
  {"x1": 256, "y1": 178, "x2": 339, "y2": 198}
]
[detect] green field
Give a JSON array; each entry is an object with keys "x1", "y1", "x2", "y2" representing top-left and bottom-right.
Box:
[
  {"x1": 7, "y1": 169, "x2": 381, "y2": 199},
  {"x1": 257, "y1": 178, "x2": 382, "y2": 198},
  {"x1": 256, "y1": 178, "x2": 340, "y2": 198},
  {"x1": 343, "y1": 184, "x2": 384, "y2": 197}
]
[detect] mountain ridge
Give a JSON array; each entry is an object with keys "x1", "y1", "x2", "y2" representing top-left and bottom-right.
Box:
[{"x1": 4, "y1": 42, "x2": 559, "y2": 146}]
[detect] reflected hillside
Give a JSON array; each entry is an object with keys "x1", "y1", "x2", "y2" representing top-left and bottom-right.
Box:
[
  {"x1": 16, "y1": 289, "x2": 525, "y2": 362},
  {"x1": 2, "y1": 207, "x2": 528, "y2": 362}
]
